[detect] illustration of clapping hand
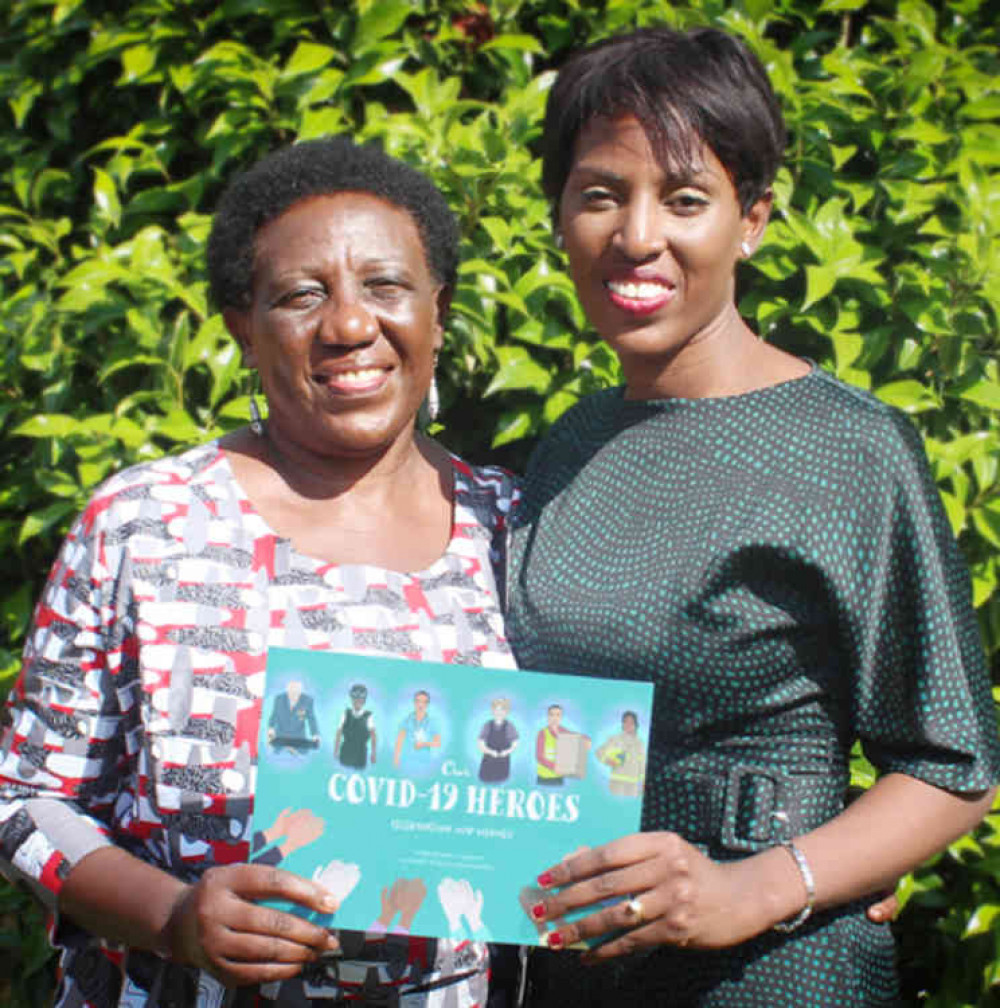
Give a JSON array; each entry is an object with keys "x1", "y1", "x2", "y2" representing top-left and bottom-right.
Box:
[
  {"x1": 312, "y1": 859, "x2": 362, "y2": 908},
  {"x1": 299, "y1": 859, "x2": 362, "y2": 928},
  {"x1": 437, "y1": 877, "x2": 492, "y2": 942},
  {"x1": 268, "y1": 807, "x2": 326, "y2": 857},
  {"x1": 250, "y1": 807, "x2": 325, "y2": 866},
  {"x1": 367, "y1": 877, "x2": 428, "y2": 935}
]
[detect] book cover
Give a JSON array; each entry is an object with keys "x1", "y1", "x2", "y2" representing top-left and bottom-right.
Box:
[{"x1": 253, "y1": 647, "x2": 653, "y2": 947}]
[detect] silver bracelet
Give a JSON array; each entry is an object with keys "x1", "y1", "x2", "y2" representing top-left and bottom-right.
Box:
[{"x1": 773, "y1": 840, "x2": 816, "y2": 933}]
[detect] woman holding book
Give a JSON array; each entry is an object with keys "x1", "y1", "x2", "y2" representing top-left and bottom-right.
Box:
[
  {"x1": 508, "y1": 26, "x2": 1000, "y2": 1006},
  {"x1": 0, "y1": 138, "x2": 516, "y2": 1007}
]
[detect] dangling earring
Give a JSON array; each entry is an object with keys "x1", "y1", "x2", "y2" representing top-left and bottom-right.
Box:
[
  {"x1": 427, "y1": 364, "x2": 440, "y2": 423},
  {"x1": 555, "y1": 233, "x2": 565, "y2": 250},
  {"x1": 249, "y1": 394, "x2": 265, "y2": 437},
  {"x1": 740, "y1": 240, "x2": 752, "y2": 257}
]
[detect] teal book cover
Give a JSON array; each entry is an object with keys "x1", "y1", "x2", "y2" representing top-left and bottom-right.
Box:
[{"x1": 253, "y1": 647, "x2": 653, "y2": 946}]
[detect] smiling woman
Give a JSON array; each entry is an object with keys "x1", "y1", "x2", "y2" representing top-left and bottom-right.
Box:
[
  {"x1": 508, "y1": 25, "x2": 1000, "y2": 1008},
  {"x1": 556, "y1": 116, "x2": 799, "y2": 400},
  {"x1": 0, "y1": 138, "x2": 517, "y2": 1008},
  {"x1": 231, "y1": 192, "x2": 444, "y2": 463},
  {"x1": 220, "y1": 190, "x2": 453, "y2": 571}
]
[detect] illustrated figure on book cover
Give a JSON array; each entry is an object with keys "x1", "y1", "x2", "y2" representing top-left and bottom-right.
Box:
[
  {"x1": 595, "y1": 711, "x2": 646, "y2": 798},
  {"x1": 335, "y1": 683, "x2": 377, "y2": 770},
  {"x1": 477, "y1": 696, "x2": 520, "y2": 783},
  {"x1": 536, "y1": 704, "x2": 590, "y2": 785},
  {"x1": 267, "y1": 680, "x2": 320, "y2": 753},
  {"x1": 393, "y1": 689, "x2": 442, "y2": 771}
]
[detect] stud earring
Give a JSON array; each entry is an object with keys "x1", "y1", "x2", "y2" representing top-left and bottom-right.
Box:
[
  {"x1": 249, "y1": 394, "x2": 265, "y2": 437},
  {"x1": 555, "y1": 233, "x2": 564, "y2": 250},
  {"x1": 740, "y1": 240, "x2": 752, "y2": 257}
]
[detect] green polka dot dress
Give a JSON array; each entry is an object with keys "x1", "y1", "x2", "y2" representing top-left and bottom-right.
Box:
[{"x1": 508, "y1": 366, "x2": 1000, "y2": 1007}]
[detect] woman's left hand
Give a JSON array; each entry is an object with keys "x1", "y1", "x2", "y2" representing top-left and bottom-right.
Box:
[{"x1": 528, "y1": 831, "x2": 778, "y2": 959}]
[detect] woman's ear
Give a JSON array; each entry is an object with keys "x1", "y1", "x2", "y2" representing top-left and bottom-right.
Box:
[
  {"x1": 223, "y1": 309, "x2": 256, "y2": 368},
  {"x1": 740, "y1": 190, "x2": 773, "y2": 257}
]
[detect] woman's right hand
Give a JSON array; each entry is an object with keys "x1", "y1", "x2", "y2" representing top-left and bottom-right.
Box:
[{"x1": 168, "y1": 863, "x2": 339, "y2": 987}]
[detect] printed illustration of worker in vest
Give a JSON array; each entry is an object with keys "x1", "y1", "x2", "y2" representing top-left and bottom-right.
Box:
[
  {"x1": 595, "y1": 710, "x2": 646, "y2": 798},
  {"x1": 267, "y1": 679, "x2": 320, "y2": 753},
  {"x1": 393, "y1": 689, "x2": 442, "y2": 771},
  {"x1": 334, "y1": 683, "x2": 377, "y2": 770},
  {"x1": 477, "y1": 697, "x2": 519, "y2": 783},
  {"x1": 535, "y1": 704, "x2": 590, "y2": 786}
]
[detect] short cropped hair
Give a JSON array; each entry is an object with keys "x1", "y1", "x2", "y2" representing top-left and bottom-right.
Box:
[
  {"x1": 207, "y1": 137, "x2": 459, "y2": 311},
  {"x1": 541, "y1": 26, "x2": 786, "y2": 215}
]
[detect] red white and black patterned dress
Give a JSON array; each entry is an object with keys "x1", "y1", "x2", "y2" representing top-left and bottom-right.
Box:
[{"x1": 0, "y1": 441, "x2": 518, "y2": 1007}]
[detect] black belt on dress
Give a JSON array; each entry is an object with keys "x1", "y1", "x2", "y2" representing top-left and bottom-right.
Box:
[{"x1": 646, "y1": 760, "x2": 844, "y2": 853}]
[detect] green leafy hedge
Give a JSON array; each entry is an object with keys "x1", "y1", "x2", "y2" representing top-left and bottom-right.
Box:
[{"x1": 1, "y1": 1, "x2": 997, "y2": 1004}]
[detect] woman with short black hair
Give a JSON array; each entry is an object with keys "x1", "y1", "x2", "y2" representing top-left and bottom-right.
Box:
[
  {"x1": 510, "y1": 26, "x2": 999, "y2": 1006},
  {"x1": 0, "y1": 137, "x2": 516, "y2": 1007}
]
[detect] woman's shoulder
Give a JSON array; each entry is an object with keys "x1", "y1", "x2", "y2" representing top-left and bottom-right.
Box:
[
  {"x1": 448, "y1": 453, "x2": 520, "y2": 535},
  {"x1": 522, "y1": 387, "x2": 623, "y2": 473},
  {"x1": 799, "y1": 368, "x2": 929, "y2": 462},
  {"x1": 450, "y1": 454, "x2": 520, "y2": 502},
  {"x1": 77, "y1": 441, "x2": 226, "y2": 523}
]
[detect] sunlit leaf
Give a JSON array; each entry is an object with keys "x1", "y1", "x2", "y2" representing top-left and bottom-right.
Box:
[
  {"x1": 484, "y1": 346, "x2": 551, "y2": 396},
  {"x1": 91, "y1": 167, "x2": 121, "y2": 229},
  {"x1": 283, "y1": 42, "x2": 337, "y2": 79},
  {"x1": 354, "y1": 0, "x2": 412, "y2": 50}
]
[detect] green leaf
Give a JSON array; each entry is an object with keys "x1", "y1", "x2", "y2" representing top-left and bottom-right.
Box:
[
  {"x1": 874, "y1": 380, "x2": 941, "y2": 413},
  {"x1": 480, "y1": 34, "x2": 545, "y2": 54},
  {"x1": 9, "y1": 81, "x2": 42, "y2": 129},
  {"x1": 13, "y1": 414, "x2": 81, "y2": 438},
  {"x1": 19, "y1": 501, "x2": 77, "y2": 546},
  {"x1": 297, "y1": 106, "x2": 346, "y2": 141},
  {"x1": 953, "y1": 379, "x2": 1000, "y2": 411},
  {"x1": 484, "y1": 346, "x2": 552, "y2": 396},
  {"x1": 960, "y1": 95, "x2": 1000, "y2": 121},
  {"x1": 354, "y1": 0, "x2": 412, "y2": 50},
  {"x1": 491, "y1": 407, "x2": 535, "y2": 447},
  {"x1": 283, "y1": 42, "x2": 337, "y2": 79},
  {"x1": 119, "y1": 43, "x2": 156, "y2": 83},
  {"x1": 895, "y1": 120, "x2": 954, "y2": 145},
  {"x1": 939, "y1": 490, "x2": 966, "y2": 536},
  {"x1": 973, "y1": 501, "x2": 1000, "y2": 550},
  {"x1": 802, "y1": 264, "x2": 837, "y2": 310},
  {"x1": 972, "y1": 562, "x2": 997, "y2": 608},
  {"x1": 92, "y1": 167, "x2": 121, "y2": 229}
]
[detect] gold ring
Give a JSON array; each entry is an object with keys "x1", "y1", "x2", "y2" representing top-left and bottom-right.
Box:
[{"x1": 624, "y1": 897, "x2": 645, "y2": 925}]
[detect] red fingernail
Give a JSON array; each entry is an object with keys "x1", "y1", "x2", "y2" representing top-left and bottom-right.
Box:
[
  {"x1": 548, "y1": 931, "x2": 564, "y2": 949},
  {"x1": 531, "y1": 902, "x2": 547, "y2": 920},
  {"x1": 537, "y1": 871, "x2": 554, "y2": 887}
]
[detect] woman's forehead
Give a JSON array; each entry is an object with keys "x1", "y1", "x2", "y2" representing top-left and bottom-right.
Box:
[{"x1": 571, "y1": 112, "x2": 709, "y2": 179}]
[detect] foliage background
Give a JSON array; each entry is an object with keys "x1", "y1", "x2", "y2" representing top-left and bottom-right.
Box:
[{"x1": 0, "y1": 0, "x2": 997, "y2": 1003}]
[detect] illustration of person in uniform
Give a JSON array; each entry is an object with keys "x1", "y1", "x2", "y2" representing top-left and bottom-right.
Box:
[
  {"x1": 477, "y1": 697, "x2": 519, "y2": 783},
  {"x1": 393, "y1": 689, "x2": 441, "y2": 769},
  {"x1": 535, "y1": 704, "x2": 589, "y2": 785},
  {"x1": 267, "y1": 680, "x2": 319, "y2": 752},
  {"x1": 595, "y1": 710, "x2": 646, "y2": 797},
  {"x1": 334, "y1": 683, "x2": 377, "y2": 769}
]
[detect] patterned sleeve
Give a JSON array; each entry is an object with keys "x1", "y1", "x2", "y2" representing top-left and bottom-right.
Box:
[
  {"x1": 0, "y1": 496, "x2": 130, "y2": 908},
  {"x1": 849, "y1": 412, "x2": 1000, "y2": 793}
]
